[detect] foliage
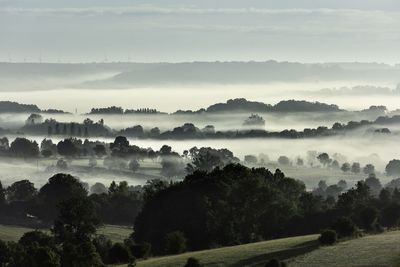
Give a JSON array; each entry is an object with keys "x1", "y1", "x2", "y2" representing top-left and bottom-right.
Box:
[
  {"x1": 386, "y1": 160, "x2": 400, "y2": 176},
  {"x1": 184, "y1": 257, "x2": 203, "y2": 267},
  {"x1": 164, "y1": 231, "x2": 187, "y2": 255},
  {"x1": 318, "y1": 230, "x2": 337, "y2": 245},
  {"x1": 9, "y1": 137, "x2": 39, "y2": 157},
  {"x1": 332, "y1": 217, "x2": 357, "y2": 238},
  {"x1": 134, "y1": 164, "x2": 305, "y2": 254},
  {"x1": 108, "y1": 242, "x2": 132, "y2": 264},
  {"x1": 6, "y1": 180, "x2": 37, "y2": 202}
]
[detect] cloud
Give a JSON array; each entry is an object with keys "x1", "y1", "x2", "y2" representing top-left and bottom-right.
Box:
[{"x1": 0, "y1": 6, "x2": 398, "y2": 17}]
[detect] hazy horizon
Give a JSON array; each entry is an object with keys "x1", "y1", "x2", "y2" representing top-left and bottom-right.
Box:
[{"x1": 1, "y1": 0, "x2": 400, "y2": 63}]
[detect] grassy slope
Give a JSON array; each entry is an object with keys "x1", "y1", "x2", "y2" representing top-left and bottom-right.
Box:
[
  {"x1": 117, "y1": 231, "x2": 400, "y2": 267},
  {"x1": 0, "y1": 224, "x2": 132, "y2": 243},
  {"x1": 289, "y1": 230, "x2": 400, "y2": 267},
  {"x1": 133, "y1": 235, "x2": 319, "y2": 267}
]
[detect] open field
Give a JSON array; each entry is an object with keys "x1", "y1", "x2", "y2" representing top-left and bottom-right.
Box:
[
  {"x1": 113, "y1": 231, "x2": 400, "y2": 267},
  {"x1": 289, "y1": 230, "x2": 400, "y2": 267},
  {"x1": 0, "y1": 224, "x2": 132, "y2": 243},
  {"x1": 130, "y1": 235, "x2": 319, "y2": 267}
]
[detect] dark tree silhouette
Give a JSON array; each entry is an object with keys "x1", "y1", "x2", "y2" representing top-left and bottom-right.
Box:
[{"x1": 386, "y1": 159, "x2": 400, "y2": 176}]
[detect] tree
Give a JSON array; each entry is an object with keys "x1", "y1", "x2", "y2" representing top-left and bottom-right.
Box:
[
  {"x1": 318, "y1": 230, "x2": 337, "y2": 245},
  {"x1": 318, "y1": 180, "x2": 328, "y2": 191},
  {"x1": 90, "y1": 183, "x2": 108, "y2": 195},
  {"x1": 14, "y1": 231, "x2": 60, "y2": 267},
  {"x1": 296, "y1": 158, "x2": 304, "y2": 166},
  {"x1": 134, "y1": 164, "x2": 305, "y2": 254},
  {"x1": 337, "y1": 180, "x2": 347, "y2": 190},
  {"x1": 56, "y1": 159, "x2": 68, "y2": 170},
  {"x1": 317, "y1": 153, "x2": 331, "y2": 166},
  {"x1": 359, "y1": 207, "x2": 378, "y2": 230},
  {"x1": 108, "y1": 243, "x2": 132, "y2": 264},
  {"x1": 341, "y1": 163, "x2": 351, "y2": 173},
  {"x1": 386, "y1": 159, "x2": 400, "y2": 176},
  {"x1": 365, "y1": 174, "x2": 382, "y2": 196},
  {"x1": 53, "y1": 197, "x2": 103, "y2": 267},
  {"x1": 161, "y1": 155, "x2": 186, "y2": 178},
  {"x1": 26, "y1": 113, "x2": 43, "y2": 125},
  {"x1": 164, "y1": 231, "x2": 187, "y2": 255},
  {"x1": 54, "y1": 197, "x2": 99, "y2": 242},
  {"x1": 42, "y1": 150, "x2": 53, "y2": 158},
  {"x1": 111, "y1": 136, "x2": 129, "y2": 150},
  {"x1": 92, "y1": 235, "x2": 112, "y2": 263},
  {"x1": 244, "y1": 155, "x2": 258, "y2": 165},
  {"x1": 89, "y1": 158, "x2": 97, "y2": 168},
  {"x1": 331, "y1": 160, "x2": 340, "y2": 169},
  {"x1": 351, "y1": 162, "x2": 361, "y2": 174},
  {"x1": 184, "y1": 257, "x2": 203, "y2": 267},
  {"x1": 0, "y1": 181, "x2": 6, "y2": 206},
  {"x1": 363, "y1": 164, "x2": 375, "y2": 175},
  {"x1": 278, "y1": 156, "x2": 290, "y2": 166},
  {"x1": 9, "y1": 138, "x2": 39, "y2": 157},
  {"x1": 0, "y1": 240, "x2": 9, "y2": 266},
  {"x1": 33, "y1": 173, "x2": 87, "y2": 221},
  {"x1": 332, "y1": 217, "x2": 357, "y2": 237},
  {"x1": 128, "y1": 159, "x2": 140, "y2": 173},
  {"x1": 6, "y1": 180, "x2": 37, "y2": 202},
  {"x1": 57, "y1": 139, "x2": 78, "y2": 158},
  {"x1": 93, "y1": 145, "x2": 106, "y2": 158}
]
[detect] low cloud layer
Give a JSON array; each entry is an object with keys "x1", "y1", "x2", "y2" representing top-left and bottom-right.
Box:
[{"x1": 0, "y1": 1, "x2": 399, "y2": 63}]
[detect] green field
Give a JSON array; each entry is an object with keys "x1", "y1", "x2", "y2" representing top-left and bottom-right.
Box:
[
  {"x1": 116, "y1": 231, "x2": 400, "y2": 267},
  {"x1": 2, "y1": 223, "x2": 400, "y2": 267},
  {"x1": 131, "y1": 235, "x2": 319, "y2": 267},
  {"x1": 0, "y1": 224, "x2": 132, "y2": 243},
  {"x1": 289, "y1": 231, "x2": 400, "y2": 267}
]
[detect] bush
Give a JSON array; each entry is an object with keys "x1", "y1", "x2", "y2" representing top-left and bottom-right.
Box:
[
  {"x1": 164, "y1": 231, "x2": 187, "y2": 255},
  {"x1": 124, "y1": 239, "x2": 151, "y2": 259},
  {"x1": 0, "y1": 240, "x2": 9, "y2": 266},
  {"x1": 93, "y1": 235, "x2": 112, "y2": 263},
  {"x1": 184, "y1": 257, "x2": 203, "y2": 267},
  {"x1": 318, "y1": 230, "x2": 337, "y2": 245},
  {"x1": 332, "y1": 217, "x2": 357, "y2": 237},
  {"x1": 359, "y1": 207, "x2": 378, "y2": 230},
  {"x1": 109, "y1": 243, "x2": 132, "y2": 264},
  {"x1": 265, "y1": 258, "x2": 287, "y2": 267}
]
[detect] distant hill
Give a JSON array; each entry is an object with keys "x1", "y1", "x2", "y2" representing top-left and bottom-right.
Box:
[
  {"x1": 0, "y1": 101, "x2": 40, "y2": 113},
  {"x1": 1, "y1": 61, "x2": 400, "y2": 90},
  {"x1": 0, "y1": 101, "x2": 67, "y2": 114},
  {"x1": 176, "y1": 98, "x2": 342, "y2": 113}
]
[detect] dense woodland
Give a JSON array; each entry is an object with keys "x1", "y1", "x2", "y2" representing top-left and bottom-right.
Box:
[{"x1": 0, "y1": 162, "x2": 400, "y2": 266}]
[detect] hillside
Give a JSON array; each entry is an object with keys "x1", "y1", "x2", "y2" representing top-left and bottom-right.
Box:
[
  {"x1": 114, "y1": 231, "x2": 400, "y2": 267},
  {"x1": 133, "y1": 235, "x2": 318, "y2": 267}
]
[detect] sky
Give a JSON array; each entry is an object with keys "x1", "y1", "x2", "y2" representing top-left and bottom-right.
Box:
[{"x1": 1, "y1": 0, "x2": 400, "y2": 63}]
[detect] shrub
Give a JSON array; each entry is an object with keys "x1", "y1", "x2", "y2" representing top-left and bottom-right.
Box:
[
  {"x1": 93, "y1": 235, "x2": 112, "y2": 263},
  {"x1": 184, "y1": 257, "x2": 203, "y2": 267},
  {"x1": 265, "y1": 258, "x2": 287, "y2": 267},
  {"x1": 108, "y1": 243, "x2": 132, "y2": 264},
  {"x1": 332, "y1": 217, "x2": 357, "y2": 237},
  {"x1": 359, "y1": 207, "x2": 378, "y2": 230},
  {"x1": 164, "y1": 231, "x2": 187, "y2": 255},
  {"x1": 0, "y1": 240, "x2": 9, "y2": 266},
  {"x1": 124, "y1": 239, "x2": 151, "y2": 259},
  {"x1": 318, "y1": 230, "x2": 337, "y2": 245}
]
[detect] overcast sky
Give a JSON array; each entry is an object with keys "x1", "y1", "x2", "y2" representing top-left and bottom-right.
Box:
[{"x1": 1, "y1": 0, "x2": 399, "y2": 63}]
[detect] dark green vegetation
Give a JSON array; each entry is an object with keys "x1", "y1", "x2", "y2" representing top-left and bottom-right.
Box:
[
  {"x1": 1, "y1": 162, "x2": 400, "y2": 266},
  {"x1": 0, "y1": 101, "x2": 66, "y2": 114},
  {"x1": 133, "y1": 163, "x2": 400, "y2": 257},
  {"x1": 114, "y1": 231, "x2": 400, "y2": 267},
  {"x1": 2, "y1": 98, "x2": 400, "y2": 140},
  {"x1": 14, "y1": 110, "x2": 400, "y2": 140}
]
